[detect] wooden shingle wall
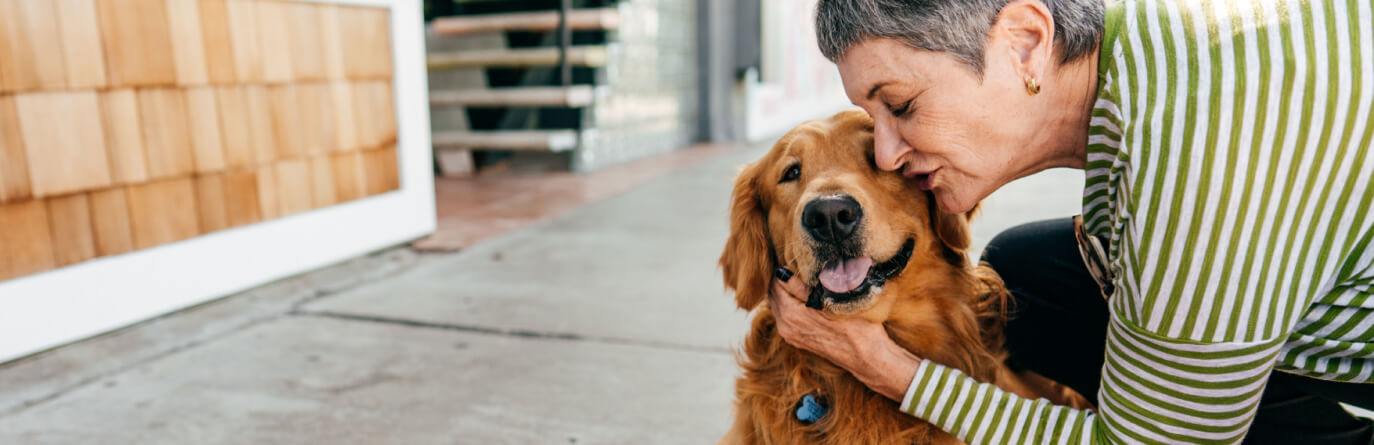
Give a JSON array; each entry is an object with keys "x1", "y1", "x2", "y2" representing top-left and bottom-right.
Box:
[{"x1": 0, "y1": 0, "x2": 400, "y2": 281}]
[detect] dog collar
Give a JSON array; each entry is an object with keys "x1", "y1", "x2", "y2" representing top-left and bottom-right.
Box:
[{"x1": 805, "y1": 287, "x2": 827, "y2": 309}]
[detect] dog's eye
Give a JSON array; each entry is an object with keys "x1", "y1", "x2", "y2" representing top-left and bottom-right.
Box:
[{"x1": 780, "y1": 164, "x2": 801, "y2": 183}]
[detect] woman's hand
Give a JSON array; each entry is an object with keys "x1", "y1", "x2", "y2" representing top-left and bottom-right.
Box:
[{"x1": 770, "y1": 268, "x2": 923, "y2": 401}]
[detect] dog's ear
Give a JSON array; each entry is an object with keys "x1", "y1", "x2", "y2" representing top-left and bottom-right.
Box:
[
  {"x1": 719, "y1": 164, "x2": 772, "y2": 310},
  {"x1": 931, "y1": 198, "x2": 980, "y2": 266}
]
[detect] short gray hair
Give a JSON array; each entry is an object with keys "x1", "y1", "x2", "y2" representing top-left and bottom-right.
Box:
[{"x1": 816, "y1": 0, "x2": 1104, "y2": 74}]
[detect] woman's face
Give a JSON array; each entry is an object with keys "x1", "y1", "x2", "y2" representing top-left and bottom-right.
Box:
[{"x1": 837, "y1": 38, "x2": 1043, "y2": 214}]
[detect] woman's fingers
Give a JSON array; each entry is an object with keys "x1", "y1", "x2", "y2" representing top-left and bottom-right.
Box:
[
  {"x1": 769, "y1": 276, "x2": 840, "y2": 349},
  {"x1": 772, "y1": 267, "x2": 810, "y2": 304},
  {"x1": 769, "y1": 275, "x2": 868, "y2": 371},
  {"x1": 769, "y1": 277, "x2": 808, "y2": 342},
  {"x1": 766, "y1": 268, "x2": 923, "y2": 401}
]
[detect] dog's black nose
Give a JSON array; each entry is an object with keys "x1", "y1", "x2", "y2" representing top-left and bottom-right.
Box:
[{"x1": 802, "y1": 196, "x2": 862, "y2": 243}]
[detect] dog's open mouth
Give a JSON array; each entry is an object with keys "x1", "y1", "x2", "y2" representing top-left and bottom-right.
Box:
[{"x1": 805, "y1": 238, "x2": 915, "y2": 309}]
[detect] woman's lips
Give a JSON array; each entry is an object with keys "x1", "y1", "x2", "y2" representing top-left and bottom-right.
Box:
[
  {"x1": 915, "y1": 174, "x2": 934, "y2": 190},
  {"x1": 905, "y1": 168, "x2": 938, "y2": 190}
]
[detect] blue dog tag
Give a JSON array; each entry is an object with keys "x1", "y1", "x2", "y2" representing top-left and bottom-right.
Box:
[{"x1": 795, "y1": 394, "x2": 828, "y2": 425}]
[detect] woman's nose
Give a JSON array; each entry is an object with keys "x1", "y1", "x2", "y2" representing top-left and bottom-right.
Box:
[{"x1": 873, "y1": 118, "x2": 910, "y2": 172}]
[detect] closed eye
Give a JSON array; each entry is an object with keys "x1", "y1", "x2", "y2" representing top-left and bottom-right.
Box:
[
  {"x1": 779, "y1": 163, "x2": 801, "y2": 183},
  {"x1": 888, "y1": 99, "x2": 912, "y2": 118}
]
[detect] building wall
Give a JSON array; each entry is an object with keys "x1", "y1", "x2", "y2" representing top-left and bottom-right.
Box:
[
  {"x1": 574, "y1": 0, "x2": 699, "y2": 171},
  {"x1": 693, "y1": 0, "x2": 850, "y2": 145},
  {"x1": 0, "y1": 0, "x2": 434, "y2": 364},
  {"x1": 0, "y1": 0, "x2": 402, "y2": 283},
  {"x1": 744, "y1": 0, "x2": 851, "y2": 141}
]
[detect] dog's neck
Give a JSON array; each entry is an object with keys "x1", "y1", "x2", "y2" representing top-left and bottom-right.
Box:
[{"x1": 875, "y1": 268, "x2": 1005, "y2": 382}]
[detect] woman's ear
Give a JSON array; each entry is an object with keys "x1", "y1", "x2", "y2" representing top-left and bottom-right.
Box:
[
  {"x1": 931, "y1": 198, "x2": 980, "y2": 267},
  {"x1": 992, "y1": 0, "x2": 1057, "y2": 77},
  {"x1": 719, "y1": 164, "x2": 772, "y2": 310}
]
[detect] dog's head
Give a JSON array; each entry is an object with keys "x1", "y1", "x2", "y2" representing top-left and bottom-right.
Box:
[{"x1": 720, "y1": 109, "x2": 977, "y2": 316}]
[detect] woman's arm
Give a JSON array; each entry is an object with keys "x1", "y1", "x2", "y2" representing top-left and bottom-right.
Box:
[{"x1": 771, "y1": 275, "x2": 1285, "y2": 445}]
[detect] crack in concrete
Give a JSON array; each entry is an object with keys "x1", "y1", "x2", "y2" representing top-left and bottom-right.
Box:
[
  {"x1": 0, "y1": 314, "x2": 285, "y2": 418},
  {"x1": 0, "y1": 248, "x2": 421, "y2": 418},
  {"x1": 294, "y1": 310, "x2": 735, "y2": 356}
]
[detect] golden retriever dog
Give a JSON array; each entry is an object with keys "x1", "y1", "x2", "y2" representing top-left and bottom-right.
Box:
[{"x1": 718, "y1": 110, "x2": 1088, "y2": 444}]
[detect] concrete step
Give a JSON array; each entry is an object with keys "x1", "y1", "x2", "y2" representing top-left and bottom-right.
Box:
[
  {"x1": 431, "y1": 8, "x2": 621, "y2": 36},
  {"x1": 429, "y1": 85, "x2": 603, "y2": 108},
  {"x1": 428, "y1": 46, "x2": 610, "y2": 70},
  {"x1": 432, "y1": 129, "x2": 579, "y2": 152}
]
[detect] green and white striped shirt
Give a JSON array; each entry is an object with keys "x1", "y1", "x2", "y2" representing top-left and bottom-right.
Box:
[{"x1": 898, "y1": 0, "x2": 1374, "y2": 443}]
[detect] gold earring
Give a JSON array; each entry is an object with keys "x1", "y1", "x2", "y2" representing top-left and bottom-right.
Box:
[{"x1": 1025, "y1": 76, "x2": 1041, "y2": 95}]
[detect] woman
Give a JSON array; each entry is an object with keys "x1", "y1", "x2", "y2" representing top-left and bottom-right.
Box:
[{"x1": 769, "y1": 0, "x2": 1374, "y2": 443}]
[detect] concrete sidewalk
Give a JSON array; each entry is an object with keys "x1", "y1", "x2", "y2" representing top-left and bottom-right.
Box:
[{"x1": 0, "y1": 144, "x2": 1083, "y2": 445}]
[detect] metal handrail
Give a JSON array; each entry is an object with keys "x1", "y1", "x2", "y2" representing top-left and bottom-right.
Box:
[{"x1": 557, "y1": 0, "x2": 573, "y2": 86}]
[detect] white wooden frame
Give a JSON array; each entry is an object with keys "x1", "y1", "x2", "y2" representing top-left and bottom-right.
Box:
[{"x1": 0, "y1": 0, "x2": 435, "y2": 363}]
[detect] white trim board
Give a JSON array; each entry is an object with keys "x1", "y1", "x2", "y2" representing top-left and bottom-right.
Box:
[{"x1": 0, "y1": 0, "x2": 436, "y2": 363}]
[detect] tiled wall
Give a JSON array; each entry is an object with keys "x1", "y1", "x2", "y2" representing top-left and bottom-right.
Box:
[
  {"x1": 0, "y1": 0, "x2": 400, "y2": 281},
  {"x1": 576, "y1": 0, "x2": 698, "y2": 171}
]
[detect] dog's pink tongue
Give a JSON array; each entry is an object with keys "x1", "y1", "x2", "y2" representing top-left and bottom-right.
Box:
[{"x1": 818, "y1": 257, "x2": 873, "y2": 293}]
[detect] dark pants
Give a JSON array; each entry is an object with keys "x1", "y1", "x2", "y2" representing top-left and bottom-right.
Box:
[{"x1": 982, "y1": 218, "x2": 1374, "y2": 444}]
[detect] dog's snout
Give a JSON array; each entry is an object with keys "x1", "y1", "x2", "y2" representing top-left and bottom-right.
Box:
[{"x1": 802, "y1": 196, "x2": 862, "y2": 243}]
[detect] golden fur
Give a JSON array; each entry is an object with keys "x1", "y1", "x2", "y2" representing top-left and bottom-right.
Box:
[{"x1": 718, "y1": 110, "x2": 1089, "y2": 445}]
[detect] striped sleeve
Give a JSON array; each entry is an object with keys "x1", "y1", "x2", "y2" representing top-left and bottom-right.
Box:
[
  {"x1": 895, "y1": 0, "x2": 1374, "y2": 443},
  {"x1": 900, "y1": 362, "x2": 1101, "y2": 445},
  {"x1": 898, "y1": 308, "x2": 1284, "y2": 444}
]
